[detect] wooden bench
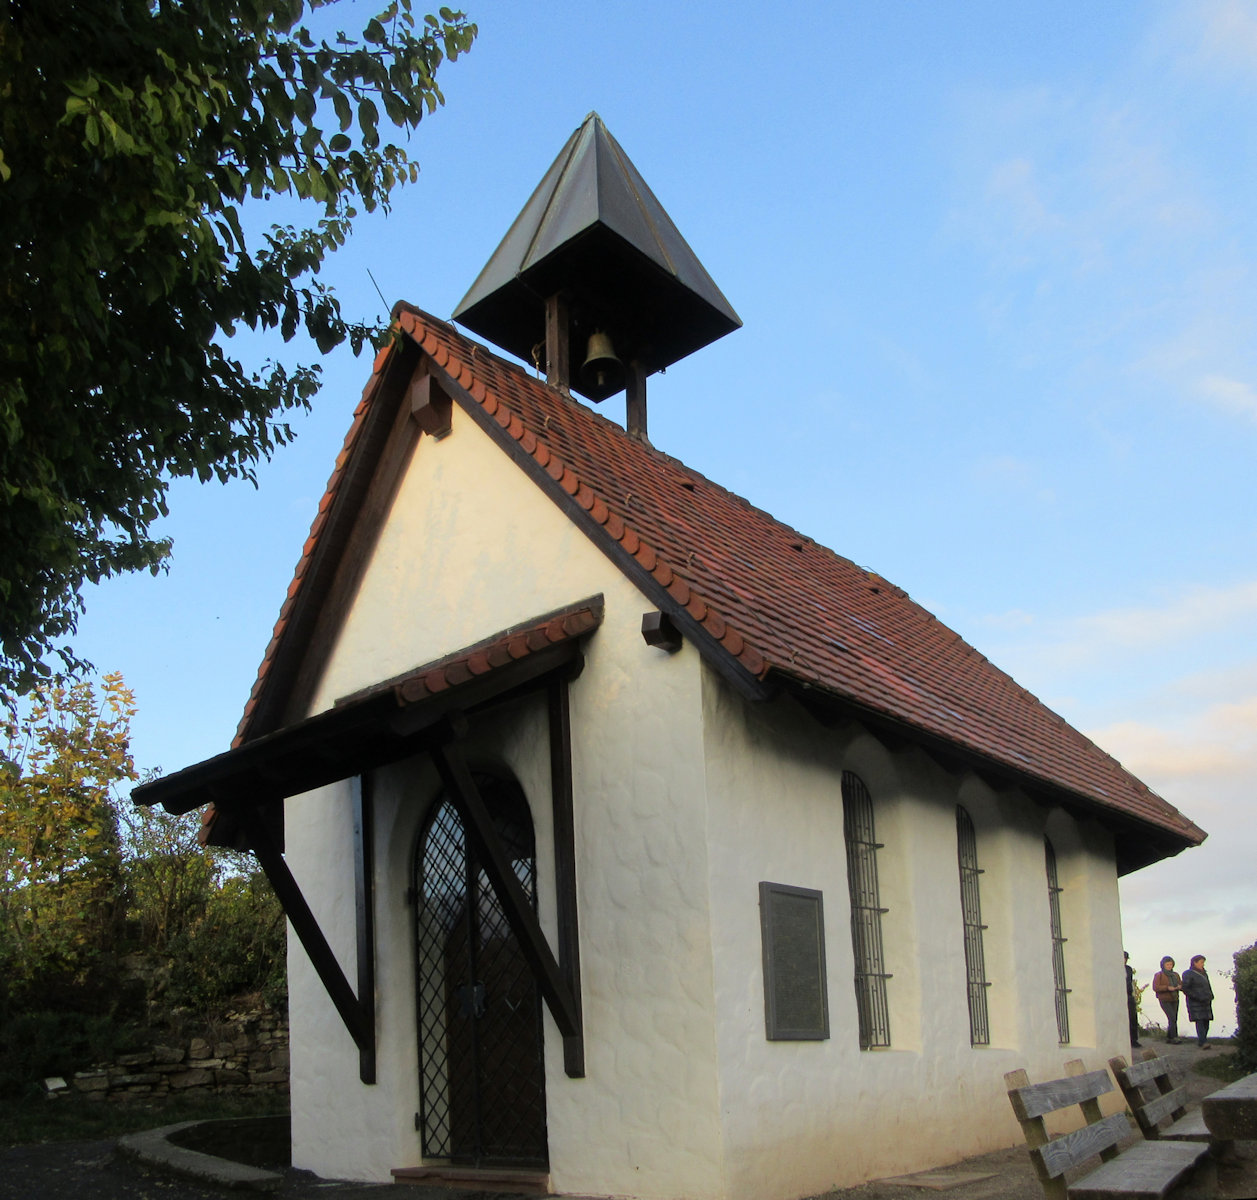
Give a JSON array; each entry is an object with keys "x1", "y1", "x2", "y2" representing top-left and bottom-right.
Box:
[
  {"x1": 1006, "y1": 1059, "x2": 1212, "y2": 1199},
  {"x1": 1109, "y1": 1050, "x2": 1211, "y2": 1143},
  {"x1": 1201, "y1": 1070, "x2": 1257, "y2": 1143}
]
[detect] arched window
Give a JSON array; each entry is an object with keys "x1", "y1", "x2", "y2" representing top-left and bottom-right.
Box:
[
  {"x1": 1045, "y1": 837, "x2": 1070, "y2": 1044},
  {"x1": 955, "y1": 806, "x2": 990, "y2": 1045},
  {"x1": 842, "y1": 771, "x2": 891, "y2": 1048}
]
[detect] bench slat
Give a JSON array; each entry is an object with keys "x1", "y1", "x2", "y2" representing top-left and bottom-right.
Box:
[
  {"x1": 1115, "y1": 1056, "x2": 1170, "y2": 1088},
  {"x1": 1034, "y1": 1112, "x2": 1131, "y2": 1178},
  {"x1": 1136, "y1": 1084, "x2": 1190, "y2": 1130},
  {"x1": 1067, "y1": 1138, "x2": 1209, "y2": 1199},
  {"x1": 1011, "y1": 1069, "x2": 1114, "y2": 1120},
  {"x1": 1161, "y1": 1108, "x2": 1210, "y2": 1143}
]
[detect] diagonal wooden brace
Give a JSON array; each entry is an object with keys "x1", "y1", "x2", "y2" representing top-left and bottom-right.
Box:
[
  {"x1": 232, "y1": 800, "x2": 376, "y2": 1083},
  {"x1": 429, "y1": 737, "x2": 584, "y2": 1068}
]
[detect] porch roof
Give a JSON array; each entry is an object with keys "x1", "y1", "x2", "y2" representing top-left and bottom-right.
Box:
[{"x1": 133, "y1": 598, "x2": 602, "y2": 834}]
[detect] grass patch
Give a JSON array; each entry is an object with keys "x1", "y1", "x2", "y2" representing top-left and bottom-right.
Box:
[
  {"x1": 0, "y1": 1088, "x2": 288, "y2": 1148},
  {"x1": 1191, "y1": 1049, "x2": 1249, "y2": 1084}
]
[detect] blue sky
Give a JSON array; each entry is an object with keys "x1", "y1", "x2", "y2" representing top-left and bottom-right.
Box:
[{"x1": 75, "y1": 0, "x2": 1256, "y2": 1031}]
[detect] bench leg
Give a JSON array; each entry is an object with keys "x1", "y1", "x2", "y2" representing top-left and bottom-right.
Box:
[
  {"x1": 1208, "y1": 1136, "x2": 1237, "y2": 1164},
  {"x1": 1171, "y1": 1153, "x2": 1217, "y2": 1200}
]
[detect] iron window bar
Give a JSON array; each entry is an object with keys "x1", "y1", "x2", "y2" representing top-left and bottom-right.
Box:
[
  {"x1": 842, "y1": 771, "x2": 892, "y2": 1049},
  {"x1": 1045, "y1": 838, "x2": 1071, "y2": 1044},
  {"x1": 956, "y1": 806, "x2": 990, "y2": 1046}
]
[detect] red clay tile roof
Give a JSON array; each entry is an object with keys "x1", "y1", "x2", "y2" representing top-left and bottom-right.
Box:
[
  {"x1": 345, "y1": 600, "x2": 603, "y2": 708},
  {"x1": 238, "y1": 305, "x2": 1204, "y2": 854}
]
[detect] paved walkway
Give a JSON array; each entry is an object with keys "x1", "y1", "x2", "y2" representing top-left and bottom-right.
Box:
[
  {"x1": 808, "y1": 1038, "x2": 1254, "y2": 1200},
  {"x1": 1, "y1": 1036, "x2": 1251, "y2": 1199}
]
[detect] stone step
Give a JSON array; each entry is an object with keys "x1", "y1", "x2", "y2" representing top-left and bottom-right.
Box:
[{"x1": 390, "y1": 1164, "x2": 551, "y2": 1194}]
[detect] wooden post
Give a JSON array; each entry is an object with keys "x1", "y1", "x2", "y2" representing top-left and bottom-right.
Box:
[
  {"x1": 351, "y1": 775, "x2": 377, "y2": 1084},
  {"x1": 626, "y1": 360, "x2": 647, "y2": 442},
  {"x1": 548, "y1": 677, "x2": 585, "y2": 1077},
  {"x1": 545, "y1": 293, "x2": 570, "y2": 393}
]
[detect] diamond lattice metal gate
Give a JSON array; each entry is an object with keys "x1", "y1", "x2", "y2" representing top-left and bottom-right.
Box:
[{"x1": 413, "y1": 780, "x2": 547, "y2": 1167}]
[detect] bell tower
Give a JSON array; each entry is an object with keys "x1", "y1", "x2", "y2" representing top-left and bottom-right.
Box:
[{"x1": 452, "y1": 113, "x2": 741, "y2": 442}]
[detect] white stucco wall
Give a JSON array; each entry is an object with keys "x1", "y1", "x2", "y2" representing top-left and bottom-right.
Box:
[
  {"x1": 698, "y1": 671, "x2": 1128, "y2": 1200},
  {"x1": 286, "y1": 400, "x2": 729, "y2": 1199},
  {"x1": 281, "y1": 395, "x2": 1130, "y2": 1200}
]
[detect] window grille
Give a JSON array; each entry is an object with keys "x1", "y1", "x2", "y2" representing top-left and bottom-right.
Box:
[
  {"x1": 955, "y1": 806, "x2": 990, "y2": 1046},
  {"x1": 1045, "y1": 838, "x2": 1070, "y2": 1044},
  {"x1": 842, "y1": 771, "x2": 891, "y2": 1049}
]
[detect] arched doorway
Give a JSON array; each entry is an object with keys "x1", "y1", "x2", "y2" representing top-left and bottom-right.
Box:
[{"x1": 412, "y1": 776, "x2": 548, "y2": 1167}]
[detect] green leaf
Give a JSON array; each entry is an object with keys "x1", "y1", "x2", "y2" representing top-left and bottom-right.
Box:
[
  {"x1": 294, "y1": 88, "x2": 317, "y2": 123},
  {"x1": 332, "y1": 89, "x2": 352, "y2": 131},
  {"x1": 358, "y1": 97, "x2": 379, "y2": 148}
]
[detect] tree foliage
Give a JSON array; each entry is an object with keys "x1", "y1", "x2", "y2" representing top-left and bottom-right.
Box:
[
  {"x1": 0, "y1": 0, "x2": 476, "y2": 691},
  {"x1": 0, "y1": 673, "x2": 286, "y2": 1032},
  {"x1": 0, "y1": 673, "x2": 135, "y2": 1000},
  {"x1": 1235, "y1": 940, "x2": 1257, "y2": 1071}
]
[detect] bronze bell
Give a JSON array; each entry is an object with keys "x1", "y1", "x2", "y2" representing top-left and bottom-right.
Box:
[{"x1": 581, "y1": 330, "x2": 624, "y2": 395}]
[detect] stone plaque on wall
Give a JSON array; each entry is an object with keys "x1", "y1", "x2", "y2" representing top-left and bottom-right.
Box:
[{"x1": 759, "y1": 881, "x2": 829, "y2": 1040}]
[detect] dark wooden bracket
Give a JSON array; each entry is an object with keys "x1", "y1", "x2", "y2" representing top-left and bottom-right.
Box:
[
  {"x1": 641, "y1": 610, "x2": 682, "y2": 652},
  {"x1": 429, "y1": 731, "x2": 585, "y2": 1072},
  {"x1": 409, "y1": 370, "x2": 452, "y2": 439},
  {"x1": 231, "y1": 797, "x2": 377, "y2": 1083},
  {"x1": 548, "y1": 676, "x2": 585, "y2": 1076}
]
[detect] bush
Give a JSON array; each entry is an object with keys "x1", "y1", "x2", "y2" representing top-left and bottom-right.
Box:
[
  {"x1": 0, "y1": 1009, "x2": 145, "y2": 1097},
  {"x1": 1234, "y1": 941, "x2": 1257, "y2": 1072},
  {"x1": 165, "y1": 869, "x2": 287, "y2": 1012}
]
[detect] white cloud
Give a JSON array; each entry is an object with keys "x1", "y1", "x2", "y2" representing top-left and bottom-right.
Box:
[
  {"x1": 1101, "y1": 667, "x2": 1257, "y2": 1036},
  {"x1": 979, "y1": 580, "x2": 1257, "y2": 678},
  {"x1": 1090, "y1": 719, "x2": 1245, "y2": 780},
  {"x1": 1183, "y1": 0, "x2": 1257, "y2": 81},
  {"x1": 1196, "y1": 373, "x2": 1257, "y2": 422}
]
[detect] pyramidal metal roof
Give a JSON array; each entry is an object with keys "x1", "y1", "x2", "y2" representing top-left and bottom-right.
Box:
[{"x1": 453, "y1": 112, "x2": 741, "y2": 386}]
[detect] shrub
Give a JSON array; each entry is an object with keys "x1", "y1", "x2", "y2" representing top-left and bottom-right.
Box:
[
  {"x1": 0, "y1": 1009, "x2": 145, "y2": 1097},
  {"x1": 1234, "y1": 941, "x2": 1257, "y2": 1071},
  {"x1": 165, "y1": 868, "x2": 287, "y2": 1012}
]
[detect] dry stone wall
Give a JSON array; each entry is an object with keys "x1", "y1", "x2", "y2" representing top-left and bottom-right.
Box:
[{"x1": 47, "y1": 1006, "x2": 288, "y2": 1103}]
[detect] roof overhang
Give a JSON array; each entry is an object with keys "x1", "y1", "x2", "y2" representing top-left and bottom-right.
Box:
[
  {"x1": 776, "y1": 674, "x2": 1204, "y2": 876},
  {"x1": 133, "y1": 599, "x2": 604, "y2": 834}
]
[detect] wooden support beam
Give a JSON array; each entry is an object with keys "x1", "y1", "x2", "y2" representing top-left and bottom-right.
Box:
[
  {"x1": 429, "y1": 737, "x2": 582, "y2": 1041},
  {"x1": 545, "y1": 293, "x2": 571, "y2": 393},
  {"x1": 351, "y1": 775, "x2": 377, "y2": 1084},
  {"x1": 626, "y1": 360, "x2": 647, "y2": 442},
  {"x1": 231, "y1": 802, "x2": 374, "y2": 1057},
  {"x1": 548, "y1": 677, "x2": 584, "y2": 1077}
]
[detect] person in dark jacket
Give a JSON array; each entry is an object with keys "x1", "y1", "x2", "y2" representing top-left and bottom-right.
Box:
[
  {"x1": 1124, "y1": 951, "x2": 1142, "y2": 1047},
  {"x1": 1180, "y1": 954, "x2": 1214, "y2": 1049},
  {"x1": 1153, "y1": 956, "x2": 1183, "y2": 1043}
]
